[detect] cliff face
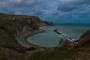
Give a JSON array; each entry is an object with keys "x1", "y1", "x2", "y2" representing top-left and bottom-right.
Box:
[
  {"x1": 0, "y1": 13, "x2": 43, "y2": 52},
  {"x1": 78, "y1": 30, "x2": 90, "y2": 47}
]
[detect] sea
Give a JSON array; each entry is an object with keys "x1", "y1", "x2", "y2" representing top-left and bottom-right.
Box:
[{"x1": 27, "y1": 24, "x2": 90, "y2": 47}]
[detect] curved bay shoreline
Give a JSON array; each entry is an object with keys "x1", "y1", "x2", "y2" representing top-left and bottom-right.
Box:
[{"x1": 16, "y1": 28, "x2": 47, "y2": 51}]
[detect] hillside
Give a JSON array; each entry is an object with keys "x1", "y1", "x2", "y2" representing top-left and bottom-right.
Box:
[{"x1": 0, "y1": 13, "x2": 44, "y2": 52}]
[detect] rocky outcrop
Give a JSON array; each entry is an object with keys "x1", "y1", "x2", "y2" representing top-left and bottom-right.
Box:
[
  {"x1": 59, "y1": 30, "x2": 90, "y2": 49},
  {"x1": 78, "y1": 30, "x2": 90, "y2": 47},
  {"x1": 58, "y1": 39, "x2": 74, "y2": 49}
]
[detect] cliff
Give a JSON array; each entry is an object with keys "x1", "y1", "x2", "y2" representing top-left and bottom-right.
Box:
[
  {"x1": 0, "y1": 13, "x2": 44, "y2": 52},
  {"x1": 78, "y1": 30, "x2": 90, "y2": 47},
  {"x1": 59, "y1": 30, "x2": 90, "y2": 49}
]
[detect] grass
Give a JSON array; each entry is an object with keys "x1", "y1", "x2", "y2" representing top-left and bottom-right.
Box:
[
  {"x1": 28, "y1": 48, "x2": 90, "y2": 60},
  {"x1": 0, "y1": 47, "x2": 90, "y2": 60}
]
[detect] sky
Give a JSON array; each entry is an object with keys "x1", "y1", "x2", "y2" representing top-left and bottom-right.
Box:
[{"x1": 0, "y1": 0, "x2": 90, "y2": 24}]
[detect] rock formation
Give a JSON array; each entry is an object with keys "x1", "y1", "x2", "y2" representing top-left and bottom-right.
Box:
[
  {"x1": 59, "y1": 30, "x2": 90, "y2": 49},
  {"x1": 78, "y1": 30, "x2": 90, "y2": 47},
  {"x1": 59, "y1": 39, "x2": 74, "y2": 49}
]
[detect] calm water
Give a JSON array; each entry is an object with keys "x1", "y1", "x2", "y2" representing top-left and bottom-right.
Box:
[{"x1": 27, "y1": 25, "x2": 90, "y2": 47}]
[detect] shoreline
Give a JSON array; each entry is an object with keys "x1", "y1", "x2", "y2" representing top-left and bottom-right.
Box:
[
  {"x1": 16, "y1": 28, "x2": 47, "y2": 49},
  {"x1": 25, "y1": 29, "x2": 47, "y2": 48}
]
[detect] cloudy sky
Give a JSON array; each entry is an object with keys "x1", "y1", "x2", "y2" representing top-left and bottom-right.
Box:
[{"x1": 0, "y1": 0, "x2": 90, "y2": 24}]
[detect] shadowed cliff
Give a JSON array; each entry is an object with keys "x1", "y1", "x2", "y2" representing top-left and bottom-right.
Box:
[{"x1": 0, "y1": 13, "x2": 43, "y2": 52}]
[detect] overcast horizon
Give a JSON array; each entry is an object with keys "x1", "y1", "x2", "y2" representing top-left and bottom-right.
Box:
[{"x1": 0, "y1": 0, "x2": 90, "y2": 24}]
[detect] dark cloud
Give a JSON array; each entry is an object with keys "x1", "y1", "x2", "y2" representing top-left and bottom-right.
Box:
[
  {"x1": 58, "y1": 4, "x2": 79, "y2": 12},
  {"x1": 57, "y1": 0, "x2": 85, "y2": 12},
  {"x1": 0, "y1": 0, "x2": 90, "y2": 24},
  {"x1": 83, "y1": 0, "x2": 90, "y2": 4}
]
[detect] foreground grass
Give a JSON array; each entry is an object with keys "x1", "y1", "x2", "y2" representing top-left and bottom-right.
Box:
[
  {"x1": 29, "y1": 48, "x2": 90, "y2": 60},
  {"x1": 0, "y1": 47, "x2": 90, "y2": 60}
]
